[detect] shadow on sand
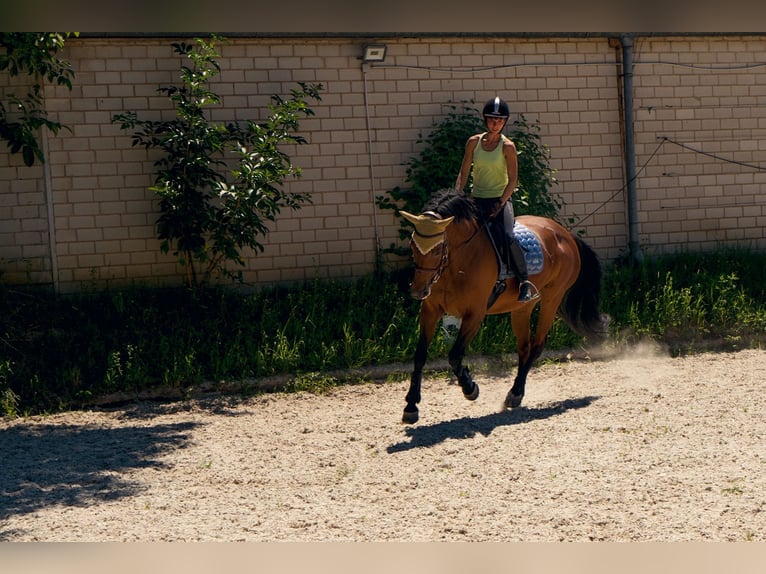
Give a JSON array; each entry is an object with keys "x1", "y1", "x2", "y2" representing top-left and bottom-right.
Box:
[
  {"x1": 387, "y1": 395, "x2": 599, "y2": 454},
  {"x1": 0, "y1": 419, "x2": 199, "y2": 538}
]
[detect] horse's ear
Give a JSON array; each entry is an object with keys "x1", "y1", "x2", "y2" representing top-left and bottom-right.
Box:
[
  {"x1": 400, "y1": 211, "x2": 420, "y2": 226},
  {"x1": 400, "y1": 211, "x2": 455, "y2": 235},
  {"x1": 400, "y1": 211, "x2": 455, "y2": 225}
]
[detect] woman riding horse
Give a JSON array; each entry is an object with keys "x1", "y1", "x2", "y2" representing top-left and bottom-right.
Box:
[
  {"x1": 400, "y1": 189, "x2": 608, "y2": 424},
  {"x1": 455, "y1": 96, "x2": 537, "y2": 303}
]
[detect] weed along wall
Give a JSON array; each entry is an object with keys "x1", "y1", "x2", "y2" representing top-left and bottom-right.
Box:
[{"x1": 4, "y1": 34, "x2": 766, "y2": 292}]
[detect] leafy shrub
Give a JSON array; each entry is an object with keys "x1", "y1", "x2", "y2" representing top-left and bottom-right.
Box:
[
  {"x1": 0, "y1": 32, "x2": 77, "y2": 166},
  {"x1": 113, "y1": 37, "x2": 322, "y2": 288}
]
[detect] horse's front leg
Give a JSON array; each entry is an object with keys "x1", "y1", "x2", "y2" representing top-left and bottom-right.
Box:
[
  {"x1": 403, "y1": 305, "x2": 441, "y2": 424},
  {"x1": 448, "y1": 313, "x2": 483, "y2": 402},
  {"x1": 403, "y1": 330, "x2": 428, "y2": 423}
]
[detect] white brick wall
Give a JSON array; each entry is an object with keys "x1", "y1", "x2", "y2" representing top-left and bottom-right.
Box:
[
  {"x1": 633, "y1": 36, "x2": 766, "y2": 256},
  {"x1": 3, "y1": 34, "x2": 766, "y2": 290}
]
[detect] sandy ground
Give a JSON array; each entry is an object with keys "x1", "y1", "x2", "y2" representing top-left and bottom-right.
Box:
[{"x1": 2, "y1": 344, "x2": 766, "y2": 542}]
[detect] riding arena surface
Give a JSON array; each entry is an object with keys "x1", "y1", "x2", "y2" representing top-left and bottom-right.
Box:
[{"x1": 2, "y1": 345, "x2": 765, "y2": 542}]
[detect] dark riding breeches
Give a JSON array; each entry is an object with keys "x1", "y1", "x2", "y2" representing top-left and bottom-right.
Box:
[
  {"x1": 474, "y1": 198, "x2": 515, "y2": 266},
  {"x1": 474, "y1": 197, "x2": 532, "y2": 289}
]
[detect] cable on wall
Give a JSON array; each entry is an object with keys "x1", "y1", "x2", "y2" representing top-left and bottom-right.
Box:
[
  {"x1": 371, "y1": 58, "x2": 766, "y2": 75},
  {"x1": 568, "y1": 134, "x2": 766, "y2": 230},
  {"x1": 362, "y1": 62, "x2": 383, "y2": 261},
  {"x1": 41, "y1": 117, "x2": 59, "y2": 292},
  {"x1": 659, "y1": 136, "x2": 766, "y2": 172},
  {"x1": 567, "y1": 137, "x2": 668, "y2": 230}
]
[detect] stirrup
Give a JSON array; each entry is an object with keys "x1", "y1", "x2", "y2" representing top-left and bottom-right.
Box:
[{"x1": 518, "y1": 280, "x2": 540, "y2": 302}]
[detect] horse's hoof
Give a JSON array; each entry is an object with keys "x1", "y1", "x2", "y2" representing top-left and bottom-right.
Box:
[
  {"x1": 464, "y1": 382, "x2": 480, "y2": 401},
  {"x1": 505, "y1": 393, "x2": 523, "y2": 409},
  {"x1": 402, "y1": 409, "x2": 419, "y2": 424}
]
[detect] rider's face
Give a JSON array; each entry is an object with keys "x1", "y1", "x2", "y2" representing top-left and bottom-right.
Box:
[{"x1": 484, "y1": 116, "x2": 507, "y2": 132}]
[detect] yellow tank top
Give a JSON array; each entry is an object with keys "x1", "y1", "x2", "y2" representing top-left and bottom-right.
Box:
[{"x1": 471, "y1": 133, "x2": 509, "y2": 199}]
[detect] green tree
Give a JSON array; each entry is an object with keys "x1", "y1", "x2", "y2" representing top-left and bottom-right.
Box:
[
  {"x1": 113, "y1": 37, "x2": 322, "y2": 289},
  {"x1": 0, "y1": 32, "x2": 76, "y2": 166},
  {"x1": 377, "y1": 101, "x2": 560, "y2": 253}
]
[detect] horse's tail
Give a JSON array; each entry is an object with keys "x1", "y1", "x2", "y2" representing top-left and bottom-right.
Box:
[{"x1": 558, "y1": 234, "x2": 610, "y2": 342}]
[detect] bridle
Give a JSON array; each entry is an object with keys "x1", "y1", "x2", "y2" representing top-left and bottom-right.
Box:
[
  {"x1": 408, "y1": 211, "x2": 484, "y2": 297},
  {"x1": 411, "y1": 230, "x2": 449, "y2": 292}
]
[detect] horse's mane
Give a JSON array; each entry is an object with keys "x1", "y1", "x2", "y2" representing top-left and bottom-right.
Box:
[{"x1": 422, "y1": 188, "x2": 478, "y2": 222}]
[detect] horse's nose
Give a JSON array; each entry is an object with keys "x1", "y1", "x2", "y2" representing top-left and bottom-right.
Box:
[{"x1": 409, "y1": 283, "x2": 430, "y2": 300}]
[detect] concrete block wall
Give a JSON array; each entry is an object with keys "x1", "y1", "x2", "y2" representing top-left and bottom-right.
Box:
[
  {"x1": 2, "y1": 34, "x2": 765, "y2": 291},
  {"x1": 632, "y1": 36, "x2": 766, "y2": 255},
  {"x1": 0, "y1": 72, "x2": 52, "y2": 285}
]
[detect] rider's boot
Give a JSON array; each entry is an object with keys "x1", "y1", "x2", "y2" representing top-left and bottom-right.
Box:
[
  {"x1": 484, "y1": 221, "x2": 508, "y2": 309},
  {"x1": 507, "y1": 238, "x2": 539, "y2": 303}
]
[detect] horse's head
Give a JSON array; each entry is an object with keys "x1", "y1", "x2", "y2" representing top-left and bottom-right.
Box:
[{"x1": 400, "y1": 210, "x2": 455, "y2": 300}]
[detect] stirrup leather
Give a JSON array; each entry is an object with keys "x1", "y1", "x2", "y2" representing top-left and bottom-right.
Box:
[{"x1": 486, "y1": 279, "x2": 506, "y2": 309}]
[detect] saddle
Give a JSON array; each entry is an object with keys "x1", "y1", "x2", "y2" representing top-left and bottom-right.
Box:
[
  {"x1": 486, "y1": 221, "x2": 544, "y2": 278},
  {"x1": 485, "y1": 221, "x2": 544, "y2": 308}
]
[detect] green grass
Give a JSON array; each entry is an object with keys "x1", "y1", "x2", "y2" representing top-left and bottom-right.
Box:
[
  {"x1": 603, "y1": 248, "x2": 766, "y2": 351},
  {"x1": 3, "y1": 248, "x2": 766, "y2": 416}
]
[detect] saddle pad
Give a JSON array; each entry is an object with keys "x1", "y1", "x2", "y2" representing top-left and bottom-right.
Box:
[{"x1": 514, "y1": 222, "x2": 544, "y2": 275}]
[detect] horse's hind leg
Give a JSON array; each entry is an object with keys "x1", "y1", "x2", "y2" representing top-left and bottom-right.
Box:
[
  {"x1": 506, "y1": 348, "x2": 543, "y2": 409},
  {"x1": 505, "y1": 301, "x2": 557, "y2": 409},
  {"x1": 449, "y1": 313, "x2": 483, "y2": 402}
]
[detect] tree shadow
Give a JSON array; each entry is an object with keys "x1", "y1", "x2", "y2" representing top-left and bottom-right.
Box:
[
  {"x1": 108, "y1": 396, "x2": 253, "y2": 421},
  {"x1": 0, "y1": 420, "x2": 198, "y2": 539},
  {"x1": 387, "y1": 395, "x2": 599, "y2": 454}
]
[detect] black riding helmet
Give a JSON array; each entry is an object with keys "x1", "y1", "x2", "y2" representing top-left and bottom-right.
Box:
[{"x1": 482, "y1": 96, "x2": 510, "y2": 119}]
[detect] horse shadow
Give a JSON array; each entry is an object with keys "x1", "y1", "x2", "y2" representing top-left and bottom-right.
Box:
[
  {"x1": 387, "y1": 395, "x2": 599, "y2": 454},
  {"x1": 0, "y1": 419, "x2": 199, "y2": 539}
]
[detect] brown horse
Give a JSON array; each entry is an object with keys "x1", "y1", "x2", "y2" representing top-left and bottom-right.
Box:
[{"x1": 399, "y1": 188, "x2": 608, "y2": 424}]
